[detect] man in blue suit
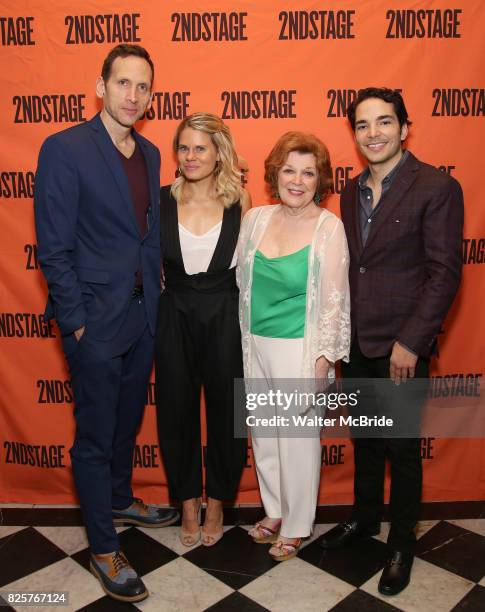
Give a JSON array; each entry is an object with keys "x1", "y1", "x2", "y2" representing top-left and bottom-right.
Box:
[{"x1": 34, "y1": 44, "x2": 178, "y2": 603}]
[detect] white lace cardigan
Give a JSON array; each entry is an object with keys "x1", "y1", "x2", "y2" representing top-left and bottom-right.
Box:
[{"x1": 236, "y1": 204, "x2": 351, "y2": 382}]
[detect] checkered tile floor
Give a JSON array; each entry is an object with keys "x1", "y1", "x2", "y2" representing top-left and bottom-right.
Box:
[{"x1": 1, "y1": 518, "x2": 484, "y2": 611}]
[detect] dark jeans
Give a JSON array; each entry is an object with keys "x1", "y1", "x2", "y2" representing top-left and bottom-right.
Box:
[{"x1": 343, "y1": 339, "x2": 429, "y2": 553}]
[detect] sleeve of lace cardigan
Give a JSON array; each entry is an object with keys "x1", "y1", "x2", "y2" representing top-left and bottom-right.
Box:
[
  {"x1": 236, "y1": 207, "x2": 253, "y2": 289},
  {"x1": 316, "y1": 216, "x2": 351, "y2": 364}
]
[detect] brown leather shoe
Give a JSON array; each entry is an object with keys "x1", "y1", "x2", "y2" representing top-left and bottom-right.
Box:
[
  {"x1": 112, "y1": 498, "x2": 179, "y2": 528},
  {"x1": 90, "y1": 551, "x2": 148, "y2": 602}
]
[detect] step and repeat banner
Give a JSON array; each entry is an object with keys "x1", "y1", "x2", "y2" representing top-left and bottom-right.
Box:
[{"x1": 1, "y1": 1, "x2": 484, "y2": 505}]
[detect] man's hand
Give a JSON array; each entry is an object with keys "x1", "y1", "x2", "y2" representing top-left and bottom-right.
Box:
[
  {"x1": 390, "y1": 341, "x2": 418, "y2": 385},
  {"x1": 74, "y1": 326, "x2": 85, "y2": 341}
]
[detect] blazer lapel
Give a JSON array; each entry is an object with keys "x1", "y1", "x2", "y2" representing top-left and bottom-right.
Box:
[
  {"x1": 362, "y1": 153, "x2": 419, "y2": 254},
  {"x1": 88, "y1": 114, "x2": 140, "y2": 236},
  {"x1": 343, "y1": 179, "x2": 363, "y2": 258},
  {"x1": 351, "y1": 180, "x2": 364, "y2": 257},
  {"x1": 133, "y1": 130, "x2": 159, "y2": 237}
]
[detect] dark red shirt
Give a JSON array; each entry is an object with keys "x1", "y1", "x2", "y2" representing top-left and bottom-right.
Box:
[
  {"x1": 118, "y1": 141, "x2": 150, "y2": 237},
  {"x1": 118, "y1": 142, "x2": 150, "y2": 287}
]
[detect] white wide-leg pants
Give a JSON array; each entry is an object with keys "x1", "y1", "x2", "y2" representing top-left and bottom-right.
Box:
[{"x1": 250, "y1": 334, "x2": 322, "y2": 538}]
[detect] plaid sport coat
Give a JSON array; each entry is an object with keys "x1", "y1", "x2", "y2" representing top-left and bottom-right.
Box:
[{"x1": 340, "y1": 152, "x2": 464, "y2": 358}]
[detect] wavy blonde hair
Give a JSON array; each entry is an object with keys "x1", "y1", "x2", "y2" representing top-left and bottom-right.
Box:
[{"x1": 171, "y1": 113, "x2": 243, "y2": 208}]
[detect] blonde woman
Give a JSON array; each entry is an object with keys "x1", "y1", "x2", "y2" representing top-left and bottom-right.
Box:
[{"x1": 155, "y1": 113, "x2": 250, "y2": 547}]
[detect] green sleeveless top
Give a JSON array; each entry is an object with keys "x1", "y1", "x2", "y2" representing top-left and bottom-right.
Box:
[{"x1": 250, "y1": 245, "x2": 309, "y2": 338}]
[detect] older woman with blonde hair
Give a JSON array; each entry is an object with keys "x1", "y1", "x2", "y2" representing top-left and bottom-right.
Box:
[
  {"x1": 156, "y1": 113, "x2": 250, "y2": 547},
  {"x1": 237, "y1": 131, "x2": 350, "y2": 560}
]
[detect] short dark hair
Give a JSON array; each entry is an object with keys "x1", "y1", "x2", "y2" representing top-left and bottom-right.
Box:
[
  {"x1": 264, "y1": 132, "x2": 333, "y2": 200},
  {"x1": 347, "y1": 87, "x2": 412, "y2": 130},
  {"x1": 101, "y1": 44, "x2": 154, "y2": 84}
]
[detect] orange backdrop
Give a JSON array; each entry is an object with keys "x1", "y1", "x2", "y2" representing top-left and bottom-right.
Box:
[{"x1": 1, "y1": 0, "x2": 484, "y2": 505}]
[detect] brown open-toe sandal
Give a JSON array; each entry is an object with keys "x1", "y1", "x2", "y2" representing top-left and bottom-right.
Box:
[
  {"x1": 249, "y1": 520, "x2": 282, "y2": 544},
  {"x1": 269, "y1": 538, "x2": 302, "y2": 561}
]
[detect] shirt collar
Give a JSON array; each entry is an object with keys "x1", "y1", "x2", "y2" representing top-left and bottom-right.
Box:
[{"x1": 358, "y1": 149, "x2": 410, "y2": 190}]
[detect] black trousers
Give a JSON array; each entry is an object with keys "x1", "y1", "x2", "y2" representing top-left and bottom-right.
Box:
[
  {"x1": 155, "y1": 288, "x2": 246, "y2": 502},
  {"x1": 342, "y1": 339, "x2": 429, "y2": 553}
]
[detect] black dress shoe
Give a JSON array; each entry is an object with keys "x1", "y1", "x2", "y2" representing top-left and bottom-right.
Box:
[
  {"x1": 319, "y1": 520, "x2": 380, "y2": 549},
  {"x1": 90, "y1": 551, "x2": 148, "y2": 602},
  {"x1": 378, "y1": 550, "x2": 414, "y2": 596}
]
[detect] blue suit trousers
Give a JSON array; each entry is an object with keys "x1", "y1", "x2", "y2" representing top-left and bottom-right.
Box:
[{"x1": 64, "y1": 296, "x2": 154, "y2": 553}]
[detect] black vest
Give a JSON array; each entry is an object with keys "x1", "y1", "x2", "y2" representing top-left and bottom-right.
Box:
[{"x1": 160, "y1": 185, "x2": 240, "y2": 293}]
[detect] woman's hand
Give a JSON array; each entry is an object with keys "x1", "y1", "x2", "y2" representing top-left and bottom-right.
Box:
[{"x1": 315, "y1": 356, "x2": 330, "y2": 391}]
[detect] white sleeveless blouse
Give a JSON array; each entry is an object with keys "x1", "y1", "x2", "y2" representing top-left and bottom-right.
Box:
[{"x1": 179, "y1": 222, "x2": 237, "y2": 275}]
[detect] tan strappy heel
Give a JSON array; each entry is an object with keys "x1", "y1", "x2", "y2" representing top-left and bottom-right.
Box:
[{"x1": 179, "y1": 498, "x2": 201, "y2": 547}]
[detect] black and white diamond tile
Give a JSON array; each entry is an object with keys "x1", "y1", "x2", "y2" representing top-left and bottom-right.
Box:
[
  {"x1": 239, "y1": 556, "x2": 355, "y2": 611},
  {"x1": 416, "y1": 521, "x2": 485, "y2": 583},
  {"x1": 0, "y1": 527, "x2": 67, "y2": 587},
  {"x1": 205, "y1": 591, "x2": 270, "y2": 611},
  {"x1": 78, "y1": 598, "x2": 137, "y2": 611},
  {"x1": 329, "y1": 588, "x2": 402, "y2": 611},
  {"x1": 452, "y1": 584, "x2": 485, "y2": 611},
  {"x1": 300, "y1": 530, "x2": 388, "y2": 587},
  {"x1": 136, "y1": 556, "x2": 233, "y2": 611},
  {"x1": 183, "y1": 526, "x2": 277, "y2": 589},
  {"x1": 373, "y1": 520, "x2": 439, "y2": 544},
  {"x1": 447, "y1": 518, "x2": 485, "y2": 538},
  {"x1": 360, "y1": 557, "x2": 474, "y2": 612},
  {"x1": 0, "y1": 519, "x2": 484, "y2": 611}
]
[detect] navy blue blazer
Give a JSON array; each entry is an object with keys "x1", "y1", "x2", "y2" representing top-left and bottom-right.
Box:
[{"x1": 34, "y1": 113, "x2": 161, "y2": 342}]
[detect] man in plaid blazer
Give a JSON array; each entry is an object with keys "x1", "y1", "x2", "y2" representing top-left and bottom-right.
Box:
[{"x1": 320, "y1": 88, "x2": 463, "y2": 596}]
